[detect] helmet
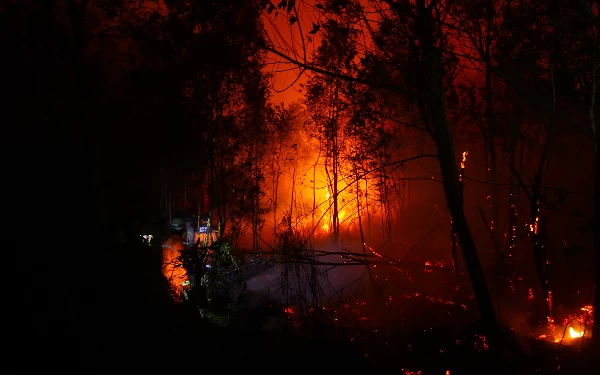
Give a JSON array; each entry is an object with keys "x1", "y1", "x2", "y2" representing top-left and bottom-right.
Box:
[{"x1": 170, "y1": 217, "x2": 185, "y2": 231}]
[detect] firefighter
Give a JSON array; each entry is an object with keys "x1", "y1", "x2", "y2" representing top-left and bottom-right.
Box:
[
  {"x1": 194, "y1": 214, "x2": 218, "y2": 246},
  {"x1": 162, "y1": 217, "x2": 189, "y2": 301},
  {"x1": 194, "y1": 214, "x2": 219, "y2": 270}
]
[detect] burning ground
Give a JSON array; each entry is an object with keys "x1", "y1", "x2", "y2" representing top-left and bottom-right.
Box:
[{"x1": 205, "y1": 233, "x2": 594, "y2": 374}]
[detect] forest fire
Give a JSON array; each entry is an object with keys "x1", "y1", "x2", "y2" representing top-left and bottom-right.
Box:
[
  {"x1": 317, "y1": 186, "x2": 347, "y2": 235},
  {"x1": 31, "y1": 0, "x2": 600, "y2": 372},
  {"x1": 287, "y1": 158, "x2": 378, "y2": 240},
  {"x1": 534, "y1": 305, "x2": 594, "y2": 345}
]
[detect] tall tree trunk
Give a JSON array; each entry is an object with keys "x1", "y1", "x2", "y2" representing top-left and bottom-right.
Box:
[
  {"x1": 365, "y1": 178, "x2": 371, "y2": 243},
  {"x1": 588, "y1": 61, "x2": 599, "y2": 349},
  {"x1": 333, "y1": 133, "x2": 339, "y2": 244},
  {"x1": 507, "y1": 146, "x2": 518, "y2": 257},
  {"x1": 253, "y1": 141, "x2": 260, "y2": 252},
  {"x1": 529, "y1": 67, "x2": 556, "y2": 320},
  {"x1": 312, "y1": 147, "x2": 321, "y2": 233},
  {"x1": 484, "y1": 0, "x2": 500, "y2": 246},
  {"x1": 485, "y1": 66, "x2": 500, "y2": 240},
  {"x1": 272, "y1": 143, "x2": 278, "y2": 245},
  {"x1": 451, "y1": 151, "x2": 466, "y2": 274},
  {"x1": 332, "y1": 104, "x2": 340, "y2": 245},
  {"x1": 417, "y1": 0, "x2": 499, "y2": 346},
  {"x1": 593, "y1": 137, "x2": 599, "y2": 349},
  {"x1": 355, "y1": 165, "x2": 372, "y2": 283}
]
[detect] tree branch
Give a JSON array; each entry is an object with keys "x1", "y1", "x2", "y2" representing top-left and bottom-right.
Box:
[
  {"x1": 263, "y1": 44, "x2": 407, "y2": 94},
  {"x1": 508, "y1": 163, "x2": 533, "y2": 204},
  {"x1": 86, "y1": 25, "x2": 121, "y2": 41},
  {"x1": 441, "y1": 18, "x2": 597, "y2": 142},
  {"x1": 378, "y1": 112, "x2": 428, "y2": 131}
]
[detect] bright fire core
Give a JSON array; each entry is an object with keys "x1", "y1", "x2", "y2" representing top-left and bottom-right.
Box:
[{"x1": 268, "y1": 138, "x2": 401, "y2": 240}]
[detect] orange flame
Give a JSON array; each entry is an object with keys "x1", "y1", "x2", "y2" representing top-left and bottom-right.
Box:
[
  {"x1": 460, "y1": 151, "x2": 468, "y2": 169},
  {"x1": 459, "y1": 151, "x2": 468, "y2": 182},
  {"x1": 536, "y1": 302, "x2": 594, "y2": 344},
  {"x1": 569, "y1": 327, "x2": 584, "y2": 338}
]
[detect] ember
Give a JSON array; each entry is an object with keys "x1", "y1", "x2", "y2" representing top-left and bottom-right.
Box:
[{"x1": 474, "y1": 334, "x2": 489, "y2": 351}]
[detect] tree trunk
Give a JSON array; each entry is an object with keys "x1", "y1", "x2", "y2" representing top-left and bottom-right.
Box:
[
  {"x1": 530, "y1": 66, "x2": 557, "y2": 320},
  {"x1": 355, "y1": 166, "x2": 373, "y2": 283},
  {"x1": 417, "y1": 0, "x2": 499, "y2": 346},
  {"x1": 253, "y1": 142, "x2": 260, "y2": 252},
  {"x1": 272, "y1": 142, "x2": 279, "y2": 246},
  {"x1": 589, "y1": 63, "x2": 599, "y2": 349},
  {"x1": 593, "y1": 143, "x2": 600, "y2": 350},
  {"x1": 485, "y1": 66, "x2": 500, "y2": 240},
  {"x1": 365, "y1": 178, "x2": 371, "y2": 243},
  {"x1": 508, "y1": 147, "x2": 518, "y2": 257},
  {"x1": 332, "y1": 114, "x2": 340, "y2": 245},
  {"x1": 484, "y1": 0, "x2": 500, "y2": 246}
]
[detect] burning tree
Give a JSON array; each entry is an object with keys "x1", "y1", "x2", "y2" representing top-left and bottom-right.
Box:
[
  {"x1": 259, "y1": 0, "x2": 600, "y2": 351},
  {"x1": 303, "y1": 18, "x2": 360, "y2": 245}
]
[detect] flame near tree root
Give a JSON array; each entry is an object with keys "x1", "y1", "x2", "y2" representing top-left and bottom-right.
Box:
[{"x1": 537, "y1": 305, "x2": 593, "y2": 344}]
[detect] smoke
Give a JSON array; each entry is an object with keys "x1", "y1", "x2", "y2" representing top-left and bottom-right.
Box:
[{"x1": 244, "y1": 238, "x2": 370, "y2": 304}]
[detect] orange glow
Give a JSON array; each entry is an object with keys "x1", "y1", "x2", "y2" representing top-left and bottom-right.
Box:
[
  {"x1": 459, "y1": 151, "x2": 468, "y2": 182},
  {"x1": 569, "y1": 327, "x2": 584, "y2": 338},
  {"x1": 285, "y1": 149, "x2": 382, "y2": 238},
  {"x1": 536, "y1": 302, "x2": 594, "y2": 344},
  {"x1": 460, "y1": 151, "x2": 468, "y2": 169},
  {"x1": 531, "y1": 200, "x2": 540, "y2": 234}
]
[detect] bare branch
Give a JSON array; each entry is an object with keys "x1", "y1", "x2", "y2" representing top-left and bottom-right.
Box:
[
  {"x1": 262, "y1": 44, "x2": 407, "y2": 94},
  {"x1": 86, "y1": 25, "x2": 121, "y2": 41}
]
